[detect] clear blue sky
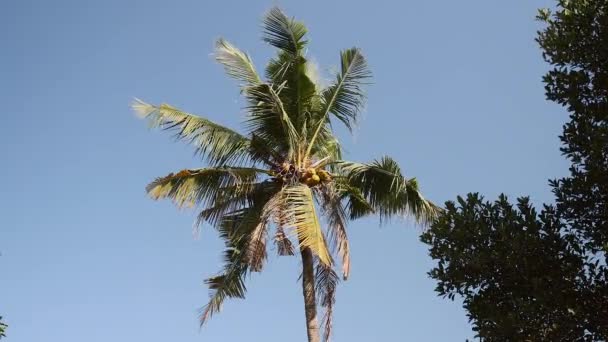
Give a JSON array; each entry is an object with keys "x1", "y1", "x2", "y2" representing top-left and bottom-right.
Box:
[{"x1": 1, "y1": 0, "x2": 567, "y2": 341}]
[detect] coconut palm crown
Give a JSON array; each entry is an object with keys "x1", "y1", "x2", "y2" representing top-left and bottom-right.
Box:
[{"x1": 133, "y1": 7, "x2": 439, "y2": 342}]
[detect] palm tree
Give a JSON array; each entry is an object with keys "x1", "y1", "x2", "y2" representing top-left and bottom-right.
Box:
[{"x1": 133, "y1": 7, "x2": 439, "y2": 342}]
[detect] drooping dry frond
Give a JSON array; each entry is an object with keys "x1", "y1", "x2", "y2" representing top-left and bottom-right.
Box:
[
  {"x1": 316, "y1": 262, "x2": 339, "y2": 342},
  {"x1": 316, "y1": 184, "x2": 351, "y2": 280},
  {"x1": 244, "y1": 221, "x2": 268, "y2": 272},
  {"x1": 274, "y1": 226, "x2": 295, "y2": 256},
  {"x1": 132, "y1": 99, "x2": 255, "y2": 166},
  {"x1": 243, "y1": 194, "x2": 281, "y2": 272},
  {"x1": 274, "y1": 189, "x2": 296, "y2": 256},
  {"x1": 281, "y1": 184, "x2": 332, "y2": 266}
]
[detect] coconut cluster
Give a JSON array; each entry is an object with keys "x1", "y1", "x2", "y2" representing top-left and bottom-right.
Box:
[
  {"x1": 271, "y1": 162, "x2": 332, "y2": 187},
  {"x1": 300, "y1": 167, "x2": 331, "y2": 187}
]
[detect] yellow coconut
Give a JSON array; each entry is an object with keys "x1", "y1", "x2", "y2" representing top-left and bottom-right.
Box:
[
  {"x1": 311, "y1": 174, "x2": 321, "y2": 184},
  {"x1": 318, "y1": 170, "x2": 330, "y2": 181},
  {"x1": 176, "y1": 170, "x2": 191, "y2": 178}
]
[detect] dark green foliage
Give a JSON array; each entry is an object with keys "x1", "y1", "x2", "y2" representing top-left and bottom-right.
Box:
[
  {"x1": 0, "y1": 316, "x2": 6, "y2": 339},
  {"x1": 420, "y1": 194, "x2": 604, "y2": 341},
  {"x1": 422, "y1": 1, "x2": 608, "y2": 340},
  {"x1": 540, "y1": 1, "x2": 608, "y2": 337},
  {"x1": 538, "y1": 0, "x2": 608, "y2": 253}
]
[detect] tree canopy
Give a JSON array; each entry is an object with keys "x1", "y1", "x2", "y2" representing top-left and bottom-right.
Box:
[
  {"x1": 422, "y1": 1, "x2": 608, "y2": 340},
  {"x1": 134, "y1": 7, "x2": 438, "y2": 342}
]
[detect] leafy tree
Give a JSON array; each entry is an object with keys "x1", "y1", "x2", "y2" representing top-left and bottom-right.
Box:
[
  {"x1": 421, "y1": 194, "x2": 603, "y2": 340},
  {"x1": 133, "y1": 8, "x2": 438, "y2": 342},
  {"x1": 538, "y1": 0, "x2": 608, "y2": 255},
  {"x1": 422, "y1": 0, "x2": 608, "y2": 340},
  {"x1": 0, "y1": 316, "x2": 6, "y2": 339}
]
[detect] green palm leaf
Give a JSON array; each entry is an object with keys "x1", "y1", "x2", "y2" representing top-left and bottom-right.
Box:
[
  {"x1": 132, "y1": 99, "x2": 254, "y2": 166},
  {"x1": 199, "y1": 179, "x2": 279, "y2": 325},
  {"x1": 195, "y1": 180, "x2": 279, "y2": 230},
  {"x1": 262, "y1": 7, "x2": 308, "y2": 56},
  {"x1": 243, "y1": 83, "x2": 299, "y2": 159},
  {"x1": 306, "y1": 48, "x2": 371, "y2": 158},
  {"x1": 335, "y1": 157, "x2": 440, "y2": 223},
  {"x1": 199, "y1": 206, "x2": 261, "y2": 325},
  {"x1": 322, "y1": 48, "x2": 371, "y2": 130},
  {"x1": 334, "y1": 178, "x2": 375, "y2": 220}
]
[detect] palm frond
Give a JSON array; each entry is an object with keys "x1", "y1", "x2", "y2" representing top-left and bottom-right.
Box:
[
  {"x1": 322, "y1": 48, "x2": 371, "y2": 129},
  {"x1": 265, "y1": 52, "x2": 322, "y2": 140},
  {"x1": 242, "y1": 192, "x2": 285, "y2": 271},
  {"x1": 194, "y1": 184, "x2": 254, "y2": 231},
  {"x1": 146, "y1": 167, "x2": 267, "y2": 209},
  {"x1": 262, "y1": 7, "x2": 308, "y2": 56},
  {"x1": 306, "y1": 48, "x2": 371, "y2": 158},
  {"x1": 265, "y1": 50, "x2": 293, "y2": 83},
  {"x1": 334, "y1": 178, "x2": 375, "y2": 220},
  {"x1": 199, "y1": 255, "x2": 248, "y2": 325},
  {"x1": 200, "y1": 181, "x2": 278, "y2": 325},
  {"x1": 316, "y1": 184, "x2": 351, "y2": 280},
  {"x1": 244, "y1": 221, "x2": 268, "y2": 272},
  {"x1": 195, "y1": 180, "x2": 279, "y2": 230},
  {"x1": 274, "y1": 226, "x2": 295, "y2": 255},
  {"x1": 273, "y1": 188, "x2": 296, "y2": 256},
  {"x1": 278, "y1": 184, "x2": 332, "y2": 266},
  {"x1": 316, "y1": 262, "x2": 339, "y2": 342},
  {"x1": 215, "y1": 38, "x2": 261, "y2": 86},
  {"x1": 132, "y1": 99, "x2": 254, "y2": 166},
  {"x1": 243, "y1": 83, "x2": 299, "y2": 158},
  {"x1": 335, "y1": 157, "x2": 440, "y2": 224},
  {"x1": 199, "y1": 205, "x2": 262, "y2": 325},
  {"x1": 249, "y1": 134, "x2": 284, "y2": 166},
  {"x1": 308, "y1": 125, "x2": 343, "y2": 162}
]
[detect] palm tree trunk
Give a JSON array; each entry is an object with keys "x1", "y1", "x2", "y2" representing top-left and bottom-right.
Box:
[{"x1": 300, "y1": 246, "x2": 321, "y2": 342}]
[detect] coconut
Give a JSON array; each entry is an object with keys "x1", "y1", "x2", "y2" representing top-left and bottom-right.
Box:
[
  {"x1": 176, "y1": 170, "x2": 191, "y2": 178},
  {"x1": 311, "y1": 174, "x2": 321, "y2": 184},
  {"x1": 318, "y1": 170, "x2": 330, "y2": 181}
]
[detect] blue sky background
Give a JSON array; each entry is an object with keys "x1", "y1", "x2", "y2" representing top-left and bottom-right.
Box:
[{"x1": 1, "y1": 0, "x2": 567, "y2": 341}]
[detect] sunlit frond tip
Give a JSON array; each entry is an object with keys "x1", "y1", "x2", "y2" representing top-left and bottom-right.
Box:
[
  {"x1": 214, "y1": 38, "x2": 261, "y2": 86},
  {"x1": 131, "y1": 97, "x2": 156, "y2": 118}
]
